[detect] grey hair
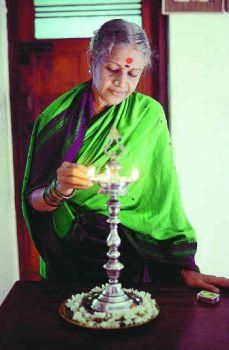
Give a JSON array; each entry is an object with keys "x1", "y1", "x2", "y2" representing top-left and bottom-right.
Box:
[{"x1": 88, "y1": 19, "x2": 152, "y2": 72}]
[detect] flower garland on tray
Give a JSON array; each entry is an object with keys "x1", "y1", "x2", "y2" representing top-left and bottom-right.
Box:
[{"x1": 64, "y1": 285, "x2": 159, "y2": 329}]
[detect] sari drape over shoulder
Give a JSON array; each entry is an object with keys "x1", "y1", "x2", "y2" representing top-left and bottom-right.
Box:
[{"x1": 22, "y1": 81, "x2": 199, "y2": 281}]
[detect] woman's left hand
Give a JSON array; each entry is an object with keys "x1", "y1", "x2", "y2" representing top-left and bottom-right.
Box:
[{"x1": 182, "y1": 269, "x2": 229, "y2": 293}]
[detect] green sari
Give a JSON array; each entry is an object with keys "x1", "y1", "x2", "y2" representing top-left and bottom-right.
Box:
[{"x1": 22, "y1": 81, "x2": 199, "y2": 280}]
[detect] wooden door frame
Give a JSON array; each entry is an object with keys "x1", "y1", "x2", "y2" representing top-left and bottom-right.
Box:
[
  {"x1": 142, "y1": 0, "x2": 169, "y2": 120},
  {"x1": 6, "y1": 0, "x2": 168, "y2": 280},
  {"x1": 6, "y1": 0, "x2": 37, "y2": 279}
]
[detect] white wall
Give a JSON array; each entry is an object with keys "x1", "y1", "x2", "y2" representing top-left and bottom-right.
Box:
[
  {"x1": 169, "y1": 14, "x2": 229, "y2": 277},
  {"x1": 0, "y1": 0, "x2": 19, "y2": 305}
]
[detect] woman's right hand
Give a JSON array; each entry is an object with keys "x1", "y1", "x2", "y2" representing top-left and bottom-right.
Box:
[
  {"x1": 30, "y1": 162, "x2": 93, "y2": 212},
  {"x1": 56, "y1": 161, "x2": 93, "y2": 196}
]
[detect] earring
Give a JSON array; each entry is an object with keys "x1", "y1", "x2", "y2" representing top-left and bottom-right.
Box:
[
  {"x1": 113, "y1": 80, "x2": 120, "y2": 87},
  {"x1": 88, "y1": 68, "x2": 92, "y2": 75}
]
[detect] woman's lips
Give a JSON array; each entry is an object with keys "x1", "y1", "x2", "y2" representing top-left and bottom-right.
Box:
[{"x1": 109, "y1": 89, "x2": 125, "y2": 97}]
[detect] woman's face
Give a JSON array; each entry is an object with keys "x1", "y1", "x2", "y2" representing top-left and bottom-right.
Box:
[{"x1": 91, "y1": 45, "x2": 145, "y2": 110}]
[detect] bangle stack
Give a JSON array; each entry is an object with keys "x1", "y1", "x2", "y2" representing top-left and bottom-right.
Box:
[{"x1": 43, "y1": 179, "x2": 76, "y2": 208}]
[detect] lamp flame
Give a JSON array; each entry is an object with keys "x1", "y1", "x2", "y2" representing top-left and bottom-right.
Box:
[
  {"x1": 103, "y1": 166, "x2": 112, "y2": 182},
  {"x1": 130, "y1": 168, "x2": 139, "y2": 182},
  {"x1": 87, "y1": 166, "x2": 96, "y2": 179}
]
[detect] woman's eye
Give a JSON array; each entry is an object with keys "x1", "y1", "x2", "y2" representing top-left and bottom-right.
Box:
[
  {"x1": 107, "y1": 67, "x2": 119, "y2": 72},
  {"x1": 128, "y1": 72, "x2": 138, "y2": 78}
]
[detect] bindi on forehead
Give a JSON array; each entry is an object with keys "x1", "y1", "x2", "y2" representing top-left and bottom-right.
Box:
[
  {"x1": 125, "y1": 57, "x2": 133, "y2": 68},
  {"x1": 126, "y1": 57, "x2": 133, "y2": 64}
]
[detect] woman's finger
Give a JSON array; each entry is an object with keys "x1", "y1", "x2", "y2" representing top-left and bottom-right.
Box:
[
  {"x1": 58, "y1": 176, "x2": 93, "y2": 189},
  {"x1": 206, "y1": 276, "x2": 229, "y2": 288},
  {"x1": 57, "y1": 163, "x2": 91, "y2": 180},
  {"x1": 61, "y1": 162, "x2": 89, "y2": 173},
  {"x1": 198, "y1": 282, "x2": 220, "y2": 294}
]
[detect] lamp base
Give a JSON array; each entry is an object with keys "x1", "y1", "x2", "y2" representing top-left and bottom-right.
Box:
[
  {"x1": 88, "y1": 283, "x2": 140, "y2": 312},
  {"x1": 60, "y1": 285, "x2": 160, "y2": 329}
]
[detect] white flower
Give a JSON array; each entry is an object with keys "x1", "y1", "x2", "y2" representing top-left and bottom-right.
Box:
[{"x1": 64, "y1": 285, "x2": 159, "y2": 329}]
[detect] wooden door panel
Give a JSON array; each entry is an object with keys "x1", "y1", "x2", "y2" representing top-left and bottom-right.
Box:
[
  {"x1": 7, "y1": 0, "x2": 168, "y2": 280},
  {"x1": 20, "y1": 40, "x2": 90, "y2": 121}
]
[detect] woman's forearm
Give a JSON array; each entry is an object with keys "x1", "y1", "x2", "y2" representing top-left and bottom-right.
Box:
[
  {"x1": 30, "y1": 187, "x2": 56, "y2": 212},
  {"x1": 29, "y1": 162, "x2": 93, "y2": 212}
]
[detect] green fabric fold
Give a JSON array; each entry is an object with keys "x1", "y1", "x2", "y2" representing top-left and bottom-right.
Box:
[{"x1": 53, "y1": 91, "x2": 197, "y2": 246}]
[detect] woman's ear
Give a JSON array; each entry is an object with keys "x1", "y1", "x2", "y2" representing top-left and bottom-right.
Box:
[
  {"x1": 86, "y1": 51, "x2": 93, "y2": 74},
  {"x1": 88, "y1": 53, "x2": 94, "y2": 75}
]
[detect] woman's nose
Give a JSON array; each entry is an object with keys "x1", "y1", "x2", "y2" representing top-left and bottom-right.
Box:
[{"x1": 116, "y1": 72, "x2": 127, "y2": 88}]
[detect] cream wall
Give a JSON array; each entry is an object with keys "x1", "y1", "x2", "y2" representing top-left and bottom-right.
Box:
[
  {"x1": 0, "y1": 0, "x2": 19, "y2": 305},
  {"x1": 169, "y1": 15, "x2": 229, "y2": 277}
]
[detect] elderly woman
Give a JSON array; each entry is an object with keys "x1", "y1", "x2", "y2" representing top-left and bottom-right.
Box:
[{"x1": 22, "y1": 19, "x2": 229, "y2": 292}]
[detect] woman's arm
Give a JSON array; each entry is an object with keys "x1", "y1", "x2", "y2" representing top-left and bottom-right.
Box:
[{"x1": 29, "y1": 162, "x2": 93, "y2": 212}]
